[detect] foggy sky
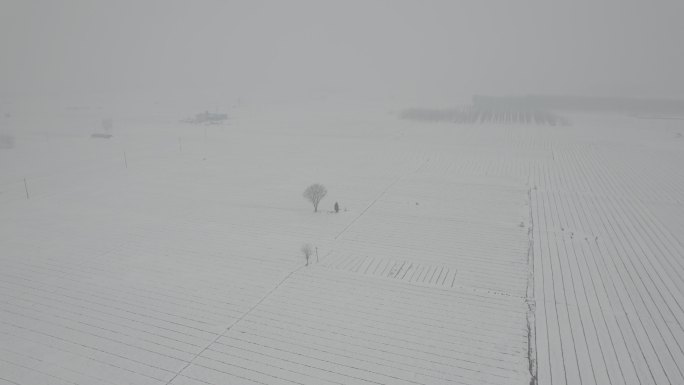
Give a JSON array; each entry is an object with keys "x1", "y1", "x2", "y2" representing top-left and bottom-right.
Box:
[{"x1": 2, "y1": 0, "x2": 683, "y2": 102}]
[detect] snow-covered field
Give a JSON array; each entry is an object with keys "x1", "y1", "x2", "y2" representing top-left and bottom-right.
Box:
[
  {"x1": 1, "y1": 101, "x2": 683, "y2": 385},
  {"x1": 530, "y1": 116, "x2": 684, "y2": 385}
]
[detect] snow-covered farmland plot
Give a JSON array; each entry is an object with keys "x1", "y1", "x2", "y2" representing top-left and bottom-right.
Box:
[
  {"x1": 1, "y1": 102, "x2": 683, "y2": 385},
  {"x1": 530, "y1": 116, "x2": 684, "y2": 385}
]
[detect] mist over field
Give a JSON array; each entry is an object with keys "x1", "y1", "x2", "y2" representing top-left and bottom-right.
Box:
[
  {"x1": 2, "y1": 0, "x2": 684, "y2": 104},
  {"x1": 2, "y1": 2, "x2": 684, "y2": 385}
]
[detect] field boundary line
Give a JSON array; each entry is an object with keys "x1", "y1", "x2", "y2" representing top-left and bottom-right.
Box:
[
  {"x1": 333, "y1": 157, "x2": 431, "y2": 242},
  {"x1": 164, "y1": 264, "x2": 305, "y2": 385},
  {"x1": 526, "y1": 184, "x2": 538, "y2": 385}
]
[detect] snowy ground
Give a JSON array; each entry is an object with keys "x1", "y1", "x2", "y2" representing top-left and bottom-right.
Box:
[
  {"x1": 530, "y1": 115, "x2": 684, "y2": 385},
  {"x1": 1, "y1": 100, "x2": 683, "y2": 384}
]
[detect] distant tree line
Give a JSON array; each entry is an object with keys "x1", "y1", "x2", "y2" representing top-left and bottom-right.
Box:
[
  {"x1": 400, "y1": 106, "x2": 569, "y2": 126},
  {"x1": 473, "y1": 94, "x2": 684, "y2": 115}
]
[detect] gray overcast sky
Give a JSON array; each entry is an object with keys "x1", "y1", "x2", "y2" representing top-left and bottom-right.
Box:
[{"x1": 1, "y1": 0, "x2": 683, "y2": 102}]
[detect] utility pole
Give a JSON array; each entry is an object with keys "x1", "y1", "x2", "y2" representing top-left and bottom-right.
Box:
[{"x1": 24, "y1": 178, "x2": 29, "y2": 200}]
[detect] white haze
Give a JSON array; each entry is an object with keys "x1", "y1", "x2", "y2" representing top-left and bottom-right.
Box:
[
  {"x1": 3, "y1": 3, "x2": 684, "y2": 385},
  {"x1": 2, "y1": 0, "x2": 684, "y2": 105}
]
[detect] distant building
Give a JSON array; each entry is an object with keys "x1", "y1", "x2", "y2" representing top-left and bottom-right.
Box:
[{"x1": 189, "y1": 111, "x2": 228, "y2": 124}]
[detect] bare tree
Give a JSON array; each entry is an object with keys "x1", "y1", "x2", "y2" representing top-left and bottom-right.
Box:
[
  {"x1": 0, "y1": 134, "x2": 14, "y2": 149},
  {"x1": 303, "y1": 183, "x2": 327, "y2": 212},
  {"x1": 301, "y1": 243, "x2": 313, "y2": 266}
]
